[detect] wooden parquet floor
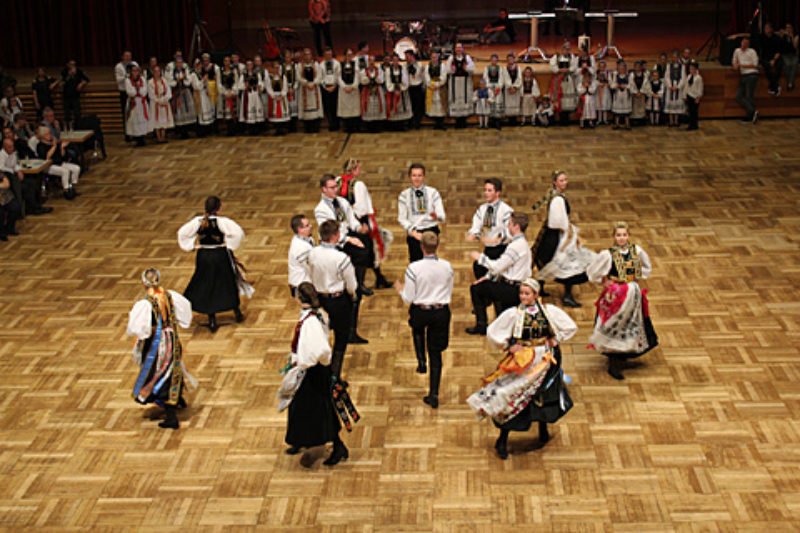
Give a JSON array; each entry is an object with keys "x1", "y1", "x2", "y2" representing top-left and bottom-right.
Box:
[{"x1": 2, "y1": 120, "x2": 800, "y2": 532}]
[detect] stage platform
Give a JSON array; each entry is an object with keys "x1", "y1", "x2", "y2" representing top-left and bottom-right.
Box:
[{"x1": 1, "y1": 118, "x2": 800, "y2": 530}]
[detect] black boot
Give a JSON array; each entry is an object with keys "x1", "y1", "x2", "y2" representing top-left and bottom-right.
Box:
[
  {"x1": 348, "y1": 300, "x2": 368, "y2": 344},
  {"x1": 323, "y1": 437, "x2": 349, "y2": 466},
  {"x1": 412, "y1": 330, "x2": 427, "y2": 373},
  {"x1": 561, "y1": 283, "x2": 581, "y2": 308},
  {"x1": 234, "y1": 307, "x2": 244, "y2": 323},
  {"x1": 495, "y1": 429, "x2": 509, "y2": 459},
  {"x1": 285, "y1": 445, "x2": 301, "y2": 455},
  {"x1": 466, "y1": 302, "x2": 488, "y2": 335},
  {"x1": 159, "y1": 406, "x2": 179, "y2": 429},
  {"x1": 355, "y1": 266, "x2": 374, "y2": 297},
  {"x1": 373, "y1": 267, "x2": 392, "y2": 289},
  {"x1": 538, "y1": 421, "x2": 549, "y2": 444},
  {"x1": 424, "y1": 363, "x2": 441, "y2": 409},
  {"x1": 330, "y1": 349, "x2": 345, "y2": 380},
  {"x1": 208, "y1": 313, "x2": 218, "y2": 333},
  {"x1": 608, "y1": 356, "x2": 624, "y2": 380}
]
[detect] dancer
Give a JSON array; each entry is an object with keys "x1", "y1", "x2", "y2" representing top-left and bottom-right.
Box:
[
  {"x1": 279, "y1": 282, "x2": 349, "y2": 466},
  {"x1": 398, "y1": 163, "x2": 446, "y2": 262},
  {"x1": 467, "y1": 278, "x2": 576, "y2": 459},
  {"x1": 126, "y1": 268, "x2": 195, "y2": 429},
  {"x1": 531, "y1": 170, "x2": 595, "y2": 307},
  {"x1": 178, "y1": 196, "x2": 251, "y2": 333},
  {"x1": 338, "y1": 159, "x2": 392, "y2": 289},
  {"x1": 467, "y1": 178, "x2": 514, "y2": 279},
  {"x1": 586, "y1": 222, "x2": 658, "y2": 380},
  {"x1": 396, "y1": 231, "x2": 454, "y2": 409},
  {"x1": 288, "y1": 214, "x2": 314, "y2": 297}
]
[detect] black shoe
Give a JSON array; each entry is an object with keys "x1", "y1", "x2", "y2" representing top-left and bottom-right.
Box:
[
  {"x1": 416, "y1": 362, "x2": 427, "y2": 374},
  {"x1": 7, "y1": 230, "x2": 19, "y2": 236},
  {"x1": 177, "y1": 397, "x2": 187, "y2": 409},
  {"x1": 422, "y1": 395, "x2": 438, "y2": 409},
  {"x1": 158, "y1": 409, "x2": 179, "y2": 429},
  {"x1": 375, "y1": 275, "x2": 393, "y2": 289},
  {"x1": 608, "y1": 359, "x2": 625, "y2": 380},
  {"x1": 348, "y1": 332, "x2": 368, "y2": 344},
  {"x1": 358, "y1": 284, "x2": 374, "y2": 297},
  {"x1": 285, "y1": 446, "x2": 302, "y2": 455},
  {"x1": 32, "y1": 207, "x2": 53, "y2": 215},
  {"x1": 494, "y1": 436, "x2": 508, "y2": 460},
  {"x1": 208, "y1": 316, "x2": 218, "y2": 333},
  {"x1": 465, "y1": 326, "x2": 487, "y2": 335},
  {"x1": 323, "y1": 442, "x2": 349, "y2": 466},
  {"x1": 234, "y1": 308, "x2": 244, "y2": 323},
  {"x1": 562, "y1": 295, "x2": 581, "y2": 308},
  {"x1": 538, "y1": 422, "x2": 550, "y2": 444}
]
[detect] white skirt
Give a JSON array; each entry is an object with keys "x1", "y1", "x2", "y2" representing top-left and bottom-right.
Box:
[{"x1": 536, "y1": 224, "x2": 596, "y2": 281}]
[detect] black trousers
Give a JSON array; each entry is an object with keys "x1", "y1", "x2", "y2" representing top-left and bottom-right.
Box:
[
  {"x1": 408, "y1": 85, "x2": 425, "y2": 128},
  {"x1": 310, "y1": 21, "x2": 332, "y2": 57},
  {"x1": 63, "y1": 97, "x2": 81, "y2": 126},
  {"x1": 321, "y1": 87, "x2": 339, "y2": 130},
  {"x1": 0, "y1": 198, "x2": 22, "y2": 237},
  {"x1": 406, "y1": 225, "x2": 439, "y2": 262},
  {"x1": 21, "y1": 175, "x2": 43, "y2": 212},
  {"x1": 118, "y1": 91, "x2": 128, "y2": 135},
  {"x1": 473, "y1": 244, "x2": 507, "y2": 279},
  {"x1": 320, "y1": 293, "x2": 352, "y2": 354},
  {"x1": 343, "y1": 230, "x2": 373, "y2": 268},
  {"x1": 409, "y1": 304, "x2": 451, "y2": 395},
  {"x1": 686, "y1": 96, "x2": 699, "y2": 129},
  {"x1": 470, "y1": 280, "x2": 521, "y2": 327},
  {"x1": 763, "y1": 59, "x2": 782, "y2": 93}
]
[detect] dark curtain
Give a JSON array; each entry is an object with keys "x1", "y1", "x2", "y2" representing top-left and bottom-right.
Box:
[
  {"x1": 1, "y1": 0, "x2": 191, "y2": 68},
  {"x1": 730, "y1": 0, "x2": 800, "y2": 33}
]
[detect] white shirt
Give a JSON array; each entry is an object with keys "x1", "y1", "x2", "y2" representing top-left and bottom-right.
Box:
[
  {"x1": 318, "y1": 59, "x2": 340, "y2": 86},
  {"x1": 0, "y1": 150, "x2": 20, "y2": 174},
  {"x1": 685, "y1": 73, "x2": 704, "y2": 99},
  {"x1": 114, "y1": 61, "x2": 139, "y2": 91},
  {"x1": 292, "y1": 309, "x2": 332, "y2": 368},
  {"x1": 478, "y1": 233, "x2": 532, "y2": 282},
  {"x1": 288, "y1": 234, "x2": 314, "y2": 287},
  {"x1": 400, "y1": 255, "x2": 455, "y2": 306},
  {"x1": 469, "y1": 200, "x2": 514, "y2": 242},
  {"x1": 177, "y1": 215, "x2": 245, "y2": 251},
  {"x1": 586, "y1": 245, "x2": 652, "y2": 283},
  {"x1": 733, "y1": 48, "x2": 759, "y2": 75},
  {"x1": 405, "y1": 61, "x2": 424, "y2": 87},
  {"x1": 126, "y1": 290, "x2": 192, "y2": 339},
  {"x1": 314, "y1": 195, "x2": 360, "y2": 244},
  {"x1": 547, "y1": 195, "x2": 569, "y2": 231},
  {"x1": 308, "y1": 243, "x2": 357, "y2": 296},
  {"x1": 397, "y1": 185, "x2": 446, "y2": 235},
  {"x1": 487, "y1": 304, "x2": 577, "y2": 348}
]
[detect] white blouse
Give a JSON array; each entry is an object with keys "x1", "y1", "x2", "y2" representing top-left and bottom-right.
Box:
[
  {"x1": 177, "y1": 215, "x2": 244, "y2": 252},
  {"x1": 292, "y1": 309, "x2": 332, "y2": 368},
  {"x1": 126, "y1": 290, "x2": 192, "y2": 339},
  {"x1": 547, "y1": 196, "x2": 570, "y2": 232},
  {"x1": 487, "y1": 304, "x2": 578, "y2": 349},
  {"x1": 586, "y1": 245, "x2": 652, "y2": 283}
]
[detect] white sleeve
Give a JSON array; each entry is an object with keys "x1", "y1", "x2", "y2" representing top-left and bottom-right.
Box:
[
  {"x1": 487, "y1": 307, "x2": 517, "y2": 349},
  {"x1": 124, "y1": 78, "x2": 136, "y2": 97},
  {"x1": 168, "y1": 290, "x2": 193, "y2": 328},
  {"x1": 466, "y1": 55, "x2": 475, "y2": 73},
  {"x1": 345, "y1": 201, "x2": 360, "y2": 231},
  {"x1": 115, "y1": 64, "x2": 126, "y2": 85},
  {"x1": 549, "y1": 56, "x2": 558, "y2": 73},
  {"x1": 341, "y1": 255, "x2": 358, "y2": 297},
  {"x1": 126, "y1": 300, "x2": 153, "y2": 339},
  {"x1": 547, "y1": 197, "x2": 569, "y2": 231},
  {"x1": 400, "y1": 265, "x2": 417, "y2": 305},
  {"x1": 217, "y1": 216, "x2": 245, "y2": 250},
  {"x1": 295, "y1": 316, "x2": 332, "y2": 368},
  {"x1": 432, "y1": 189, "x2": 446, "y2": 223},
  {"x1": 586, "y1": 249, "x2": 612, "y2": 283},
  {"x1": 479, "y1": 242, "x2": 520, "y2": 277},
  {"x1": 397, "y1": 190, "x2": 413, "y2": 234},
  {"x1": 696, "y1": 76, "x2": 704, "y2": 98},
  {"x1": 533, "y1": 78, "x2": 541, "y2": 98},
  {"x1": 544, "y1": 304, "x2": 578, "y2": 343},
  {"x1": 637, "y1": 246, "x2": 652, "y2": 279},
  {"x1": 353, "y1": 182, "x2": 373, "y2": 219},
  {"x1": 177, "y1": 217, "x2": 201, "y2": 251},
  {"x1": 469, "y1": 205, "x2": 484, "y2": 236}
]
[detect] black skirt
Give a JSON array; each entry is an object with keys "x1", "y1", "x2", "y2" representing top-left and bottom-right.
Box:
[
  {"x1": 494, "y1": 347, "x2": 573, "y2": 432},
  {"x1": 532, "y1": 227, "x2": 560, "y2": 269},
  {"x1": 184, "y1": 248, "x2": 240, "y2": 314},
  {"x1": 285, "y1": 364, "x2": 341, "y2": 448}
]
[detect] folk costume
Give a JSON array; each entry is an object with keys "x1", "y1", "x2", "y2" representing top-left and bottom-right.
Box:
[
  {"x1": 359, "y1": 63, "x2": 385, "y2": 130},
  {"x1": 385, "y1": 64, "x2": 412, "y2": 125},
  {"x1": 467, "y1": 280, "x2": 576, "y2": 459},
  {"x1": 664, "y1": 62, "x2": 687, "y2": 117},
  {"x1": 124, "y1": 74, "x2": 152, "y2": 143},
  {"x1": 126, "y1": 271, "x2": 196, "y2": 429},
  {"x1": 469, "y1": 199, "x2": 514, "y2": 279},
  {"x1": 237, "y1": 68, "x2": 265, "y2": 131},
  {"x1": 473, "y1": 86, "x2": 493, "y2": 128},
  {"x1": 169, "y1": 64, "x2": 197, "y2": 136},
  {"x1": 502, "y1": 63, "x2": 523, "y2": 121},
  {"x1": 216, "y1": 66, "x2": 239, "y2": 135},
  {"x1": 191, "y1": 65, "x2": 218, "y2": 132},
  {"x1": 445, "y1": 52, "x2": 475, "y2": 127},
  {"x1": 319, "y1": 57, "x2": 340, "y2": 131},
  {"x1": 646, "y1": 76, "x2": 665, "y2": 125},
  {"x1": 586, "y1": 243, "x2": 658, "y2": 379},
  {"x1": 265, "y1": 71, "x2": 290, "y2": 134},
  {"x1": 630, "y1": 68, "x2": 650, "y2": 121},
  {"x1": 610, "y1": 70, "x2": 636, "y2": 120},
  {"x1": 337, "y1": 59, "x2": 361, "y2": 132},
  {"x1": 424, "y1": 59, "x2": 448, "y2": 129},
  {"x1": 531, "y1": 187, "x2": 595, "y2": 306},
  {"x1": 405, "y1": 57, "x2": 426, "y2": 129},
  {"x1": 397, "y1": 184, "x2": 446, "y2": 262},
  {"x1": 178, "y1": 213, "x2": 252, "y2": 332},
  {"x1": 549, "y1": 53, "x2": 578, "y2": 124},
  {"x1": 577, "y1": 79, "x2": 598, "y2": 127},
  {"x1": 297, "y1": 60, "x2": 323, "y2": 131},
  {"x1": 281, "y1": 60, "x2": 299, "y2": 130},
  {"x1": 148, "y1": 76, "x2": 174, "y2": 130},
  {"x1": 520, "y1": 74, "x2": 541, "y2": 123}
]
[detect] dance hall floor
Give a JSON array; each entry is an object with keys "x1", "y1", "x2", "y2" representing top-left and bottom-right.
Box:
[{"x1": 2, "y1": 120, "x2": 800, "y2": 531}]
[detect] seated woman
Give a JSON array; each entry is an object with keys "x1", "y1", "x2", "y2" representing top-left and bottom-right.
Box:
[
  {"x1": 35, "y1": 126, "x2": 80, "y2": 199},
  {"x1": 467, "y1": 278, "x2": 576, "y2": 459}
]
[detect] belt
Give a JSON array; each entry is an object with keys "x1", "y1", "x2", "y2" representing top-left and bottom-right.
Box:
[
  {"x1": 414, "y1": 303, "x2": 448, "y2": 310},
  {"x1": 318, "y1": 291, "x2": 344, "y2": 298},
  {"x1": 499, "y1": 278, "x2": 521, "y2": 286}
]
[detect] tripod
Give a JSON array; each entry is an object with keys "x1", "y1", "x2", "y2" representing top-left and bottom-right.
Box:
[
  {"x1": 697, "y1": 0, "x2": 724, "y2": 61},
  {"x1": 189, "y1": 0, "x2": 216, "y2": 61}
]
